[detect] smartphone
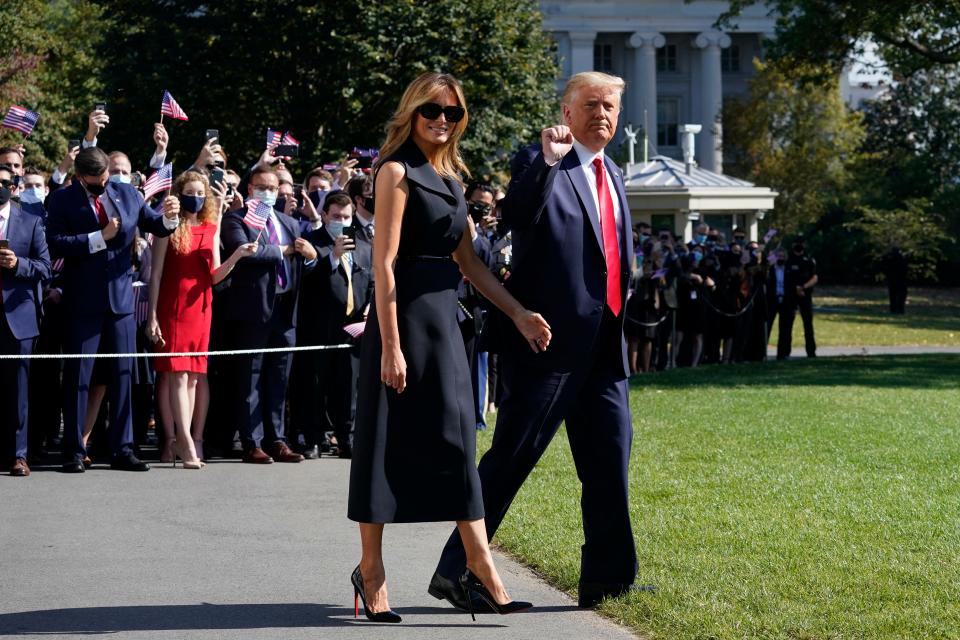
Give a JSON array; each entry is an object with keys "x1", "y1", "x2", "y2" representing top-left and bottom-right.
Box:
[
  {"x1": 342, "y1": 226, "x2": 356, "y2": 248},
  {"x1": 130, "y1": 174, "x2": 142, "y2": 187},
  {"x1": 275, "y1": 144, "x2": 299, "y2": 157},
  {"x1": 204, "y1": 129, "x2": 219, "y2": 142},
  {"x1": 0, "y1": 239, "x2": 9, "y2": 251},
  {"x1": 354, "y1": 155, "x2": 373, "y2": 169},
  {"x1": 293, "y1": 185, "x2": 304, "y2": 209},
  {"x1": 94, "y1": 102, "x2": 106, "y2": 112},
  {"x1": 209, "y1": 167, "x2": 225, "y2": 190},
  {"x1": 68, "y1": 138, "x2": 81, "y2": 150}
]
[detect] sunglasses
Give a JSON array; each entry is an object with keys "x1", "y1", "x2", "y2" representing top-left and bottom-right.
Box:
[{"x1": 417, "y1": 102, "x2": 466, "y2": 123}]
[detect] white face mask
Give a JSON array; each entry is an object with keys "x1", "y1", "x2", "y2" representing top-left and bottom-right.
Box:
[
  {"x1": 19, "y1": 186, "x2": 45, "y2": 204},
  {"x1": 108, "y1": 174, "x2": 132, "y2": 184},
  {"x1": 252, "y1": 189, "x2": 277, "y2": 207}
]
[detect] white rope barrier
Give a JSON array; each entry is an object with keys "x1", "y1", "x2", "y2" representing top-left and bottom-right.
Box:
[{"x1": 0, "y1": 343, "x2": 354, "y2": 360}]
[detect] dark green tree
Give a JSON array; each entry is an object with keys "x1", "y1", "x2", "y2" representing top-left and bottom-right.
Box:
[
  {"x1": 715, "y1": 0, "x2": 960, "y2": 74},
  {"x1": 0, "y1": 0, "x2": 105, "y2": 170},
  {"x1": 97, "y1": 0, "x2": 558, "y2": 182}
]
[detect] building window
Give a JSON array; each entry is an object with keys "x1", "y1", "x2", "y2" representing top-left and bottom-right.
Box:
[
  {"x1": 657, "y1": 98, "x2": 679, "y2": 148},
  {"x1": 657, "y1": 44, "x2": 677, "y2": 72},
  {"x1": 594, "y1": 43, "x2": 613, "y2": 72},
  {"x1": 721, "y1": 45, "x2": 741, "y2": 73}
]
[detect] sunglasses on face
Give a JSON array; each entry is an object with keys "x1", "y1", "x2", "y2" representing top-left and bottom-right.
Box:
[
  {"x1": 417, "y1": 102, "x2": 466, "y2": 123},
  {"x1": 0, "y1": 179, "x2": 13, "y2": 189}
]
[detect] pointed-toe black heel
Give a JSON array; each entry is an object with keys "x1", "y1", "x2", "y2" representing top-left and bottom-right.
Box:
[
  {"x1": 459, "y1": 569, "x2": 533, "y2": 621},
  {"x1": 351, "y1": 565, "x2": 402, "y2": 623}
]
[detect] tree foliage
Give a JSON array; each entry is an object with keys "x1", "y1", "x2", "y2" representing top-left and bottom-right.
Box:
[
  {"x1": 0, "y1": 0, "x2": 105, "y2": 170},
  {"x1": 96, "y1": 0, "x2": 559, "y2": 182},
  {"x1": 715, "y1": 0, "x2": 960, "y2": 74},
  {"x1": 723, "y1": 60, "x2": 866, "y2": 234}
]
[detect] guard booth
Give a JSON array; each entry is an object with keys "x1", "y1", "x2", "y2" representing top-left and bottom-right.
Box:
[{"x1": 623, "y1": 155, "x2": 777, "y2": 242}]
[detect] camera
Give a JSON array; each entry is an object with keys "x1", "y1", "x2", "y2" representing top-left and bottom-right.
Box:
[
  {"x1": 275, "y1": 144, "x2": 299, "y2": 157},
  {"x1": 468, "y1": 201, "x2": 492, "y2": 223},
  {"x1": 205, "y1": 129, "x2": 219, "y2": 143},
  {"x1": 94, "y1": 102, "x2": 107, "y2": 113}
]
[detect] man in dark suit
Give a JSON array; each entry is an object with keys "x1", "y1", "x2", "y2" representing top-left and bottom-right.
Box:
[
  {"x1": 432, "y1": 71, "x2": 642, "y2": 609},
  {"x1": 46, "y1": 147, "x2": 180, "y2": 473},
  {"x1": 292, "y1": 192, "x2": 373, "y2": 459},
  {"x1": 0, "y1": 165, "x2": 51, "y2": 476},
  {"x1": 218, "y1": 165, "x2": 317, "y2": 464}
]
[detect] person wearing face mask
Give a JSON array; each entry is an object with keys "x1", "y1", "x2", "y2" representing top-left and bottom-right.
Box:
[
  {"x1": 740, "y1": 241, "x2": 769, "y2": 362},
  {"x1": 45, "y1": 147, "x2": 181, "y2": 473},
  {"x1": 107, "y1": 151, "x2": 134, "y2": 185},
  {"x1": 17, "y1": 167, "x2": 49, "y2": 219},
  {"x1": 347, "y1": 174, "x2": 376, "y2": 244},
  {"x1": 291, "y1": 192, "x2": 373, "y2": 460},
  {"x1": 0, "y1": 164, "x2": 51, "y2": 476},
  {"x1": 777, "y1": 236, "x2": 818, "y2": 360},
  {"x1": 217, "y1": 165, "x2": 318, "y2": 465},
  {"x1": 146, "y1": 171, "x2": 256, "y2": 468}
]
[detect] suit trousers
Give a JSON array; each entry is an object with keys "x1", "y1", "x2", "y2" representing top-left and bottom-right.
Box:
[
  {"x1": 436, "y1": 310, "x2": 638, "y2": 590},
  {"x1": 290, "y1": 342, "x2": 359, "y2": 449},
  {"x1": 29, "y1": 299, "x2": 65, "y2": 453},
  {"x1": 0, "y1": 311, "x2": 33, "y2": 461},
  {"x1": 219, "y1": 295, "x2": 296, "y2": 450},
  {"x1": 777, "y1": 294, "x2": 816, "y2": 359},
  {"x1": 61, "y1": 311, "x2": 136, "y2": 461}
]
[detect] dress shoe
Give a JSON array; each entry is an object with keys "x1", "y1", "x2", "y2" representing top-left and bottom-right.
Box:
[
  {"x1": 302, "y1": 445, "x2": 320, "y2": 460},
  {"x1": 577, "y1": 582, "x2": 657, "y2": 608},
  {"x1": 242, "y1": 447, "x2": 274, "y2": 464},
  {"x1": 61, "y1": 460, "x2": 86, "y2": 473},
  {"x1": 428, "y1": 570, "x2": 495, "y2": 613},
  {"x1": 10, "y1": 458, "x2": 30, "y2": 477},
  {"x1": 269, "y1": 442, "x2": 304, "y2": 463},
  {"x1": 337, "y1": 443, "x2": 352, "y2": 459},
  {"x1": 110, "y1": 453, "x2": 151, "y2": 472}
]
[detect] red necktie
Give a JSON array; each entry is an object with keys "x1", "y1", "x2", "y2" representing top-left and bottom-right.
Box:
[
  {"x1": 93, "y1": 197, "x2": 108, "y2": 228},
  {"x1": 593, "y1": 157, "x2": 622, "y2": 316}
]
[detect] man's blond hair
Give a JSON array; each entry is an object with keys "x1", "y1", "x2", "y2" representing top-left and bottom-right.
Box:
[{"x1": 561, "y1": 71, "x2": 626, "y2": 105}]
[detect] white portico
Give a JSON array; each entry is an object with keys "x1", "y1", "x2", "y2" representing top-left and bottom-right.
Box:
[{"x1": 542, "y1": 0, "x2": 776, "y2": 173}]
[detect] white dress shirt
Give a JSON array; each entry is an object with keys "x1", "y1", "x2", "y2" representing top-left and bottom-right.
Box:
[
  {"x1": 0, "y1": 201, "x2": 11, "y2": 240},
  {"x1": 571, "y1": 138, "x2": 623, "y2": 241}
]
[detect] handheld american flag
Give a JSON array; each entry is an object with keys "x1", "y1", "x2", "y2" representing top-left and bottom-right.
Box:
[
  {"x1": 281, "y1": 132, "x2": 299, "y2": 146},
  {"x1": 265, "y1": 128, "x2": 282, "y2": 148},
  {"x1": 343, "y1": 321, "x2": 366, "y2": 339},
  {"x1": 142, "y1": 163, "x2": 173, "y2": 200},
  {"x1": 2, "y1": 105, "x2": 40, "y2": 136},
  {"x1": 160, "y1": 91, "x2": 189, "y2": 121},
  {"x1": 243, "y1": 199, "x2": 271, "y2": 231}
]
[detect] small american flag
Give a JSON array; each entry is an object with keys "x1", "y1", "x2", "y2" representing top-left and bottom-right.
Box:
[
  {"x1": 52, "y1": 257, "x2": 65, "y2": 273},
  {"x1": 2, "y1": 105, "x2": 39, "y2": 136},
  {"x1": 243, "y1": 199, "x2": 271, "y2": 231},
  {"x1": 160, "y1": 90, "x2": 189, "y2": 121},
  {"x1": 322, "y1": 163, "x2": 338, "y2": 171},
  {"x1": 343, "y1": 321, "x2": 366, "y2": 339},
  {"x1": 281, "y1": 132, "x2": 299, "y2": 146},
  {"x1": 265, "y1": 128, "x2": 282, "y2": 148},
  {"x1": 142, "y1": 163, "x2": 173, "y2": 200}
]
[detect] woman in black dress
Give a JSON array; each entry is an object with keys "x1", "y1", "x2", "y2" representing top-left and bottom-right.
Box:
[{"x1": 347, "y1": 72, "x2": 551, "y2": 622}]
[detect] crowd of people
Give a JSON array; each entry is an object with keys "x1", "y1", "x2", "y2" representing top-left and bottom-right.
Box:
[
  {"x1": 624, "y1": 221, "x2": 818, "y2": 373},
  {"x1": 0, "y1": 106, "x2": 516, "y2": 477}
]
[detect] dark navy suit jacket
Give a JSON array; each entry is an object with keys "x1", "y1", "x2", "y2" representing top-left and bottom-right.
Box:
[
  {"x1": 45, "y1": 181, "x2": 174, "y2": 316},
  {"x1": 1, "y1": 202, "x2": 51, "y2": 340},
  {"x1": 494, "y1": 143, "x2": 633, "y2": 375},
  {"x1": 299, "y1": 226, "x2": 373, "y2": 345},
  {"x1": 219, "y1": 207, "x2": 314, "y2": 326}
]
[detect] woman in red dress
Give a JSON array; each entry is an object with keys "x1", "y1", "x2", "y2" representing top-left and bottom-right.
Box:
[{"x1": 147, "y1": 171, "x2": 256, "y2": 468}]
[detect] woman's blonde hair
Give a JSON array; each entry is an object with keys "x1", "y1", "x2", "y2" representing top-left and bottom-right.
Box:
[
  {"x1": 377, "y1": 72, "x2": 470, "y2": 180},
  {"x1": 169, "y1": 170, "x2": 218, "y2": 254}
]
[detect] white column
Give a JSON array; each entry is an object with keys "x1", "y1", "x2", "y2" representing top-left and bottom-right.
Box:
[
  {"x1": 693, "y1": 31, "x2": 731, "y2": 173},
  {"x1": 748, "y1": 212, "x2": 759, "y2": 242},
  {"x1": 627, "y1": 32, "x2": 664, "y2": 148},
  {"x1": 568, "y1": 31, "x2": 597, "y2": 75}
]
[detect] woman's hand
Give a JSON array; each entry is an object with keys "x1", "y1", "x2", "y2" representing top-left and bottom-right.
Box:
[
  {"x1": 210, "y1": 179, "x2": 229, "y2": 210},
  {"x1": 232, "y1": 242, "x2": 258, "y2": 260},
  {"x1": 513, "y1": 310, "x2": 552, "y2": 353},
  {"x1": 381, "y1": 346, "x2": 407, "y2": 393},
  {"x1": 145, "y1": 316, "x2": 164, "y2": 346}
]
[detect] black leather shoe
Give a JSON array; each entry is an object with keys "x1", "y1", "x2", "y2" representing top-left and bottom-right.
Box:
[
  {"x1": 61, "y1": 460, "x2": 85, "y2": 473},
  {"x1": 428, "y1": 570, "x2": 495, "y2": 613},
  {"x1": 578, "y1": 582, "x2": 657, "y2": 608},
  {"x1": 110, "y1": 453, "x2": 150, "y2": 472},
  {"x1": 302, "y1": 445, "x2": 320, "y2": 460}
]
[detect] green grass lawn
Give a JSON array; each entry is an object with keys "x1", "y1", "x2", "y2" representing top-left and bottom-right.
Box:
[
  {"x1": 481, "y1": 355, "x2": 960, "y2": 638},
  {"x1": 772, "y1": 286, "x2": 960, "y2": 348}
]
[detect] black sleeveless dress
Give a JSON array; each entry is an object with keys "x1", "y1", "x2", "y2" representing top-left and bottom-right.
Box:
[{"x1": 348, "y1": 139, "x2": 483, "y2": 524}]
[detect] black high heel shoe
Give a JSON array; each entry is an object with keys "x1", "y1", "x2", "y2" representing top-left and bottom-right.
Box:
[
  {"x1": 459, "y1": 569, "x2": 533, "y2": 621},
  {"x1": 351, "y1": 565, "x2": 402, "y2": 623}
]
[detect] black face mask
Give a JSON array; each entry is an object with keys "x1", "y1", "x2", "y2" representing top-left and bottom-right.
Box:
[
  {"x1": 83, "y1": 180, "x2": 106, "y2": 196},
  {"x1": 0, "y1": 186, "x2": 10, "y2": 205},
  {"x1": 792, "y1": 243, "x2": 804, "y2": 254},
  {"x1": 363, "y1": 196, "x2": 375, "y2": 214}
]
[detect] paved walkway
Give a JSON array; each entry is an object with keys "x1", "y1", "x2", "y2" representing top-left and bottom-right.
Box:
[
  {"x1": 0, "y1": 458, "x2": 637, "y2": 640},
  {"x1": 768, "y1": 345, "x2": 960, "y2": 358}
]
